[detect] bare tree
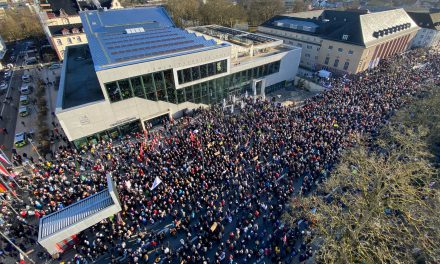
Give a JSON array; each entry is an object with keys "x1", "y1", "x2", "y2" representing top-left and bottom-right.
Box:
[
  {"x1": 0, "y1": 8, "x2": 44, "y2": 42},
  {"x1": 199, "y1": 0, "x2": 247, "y2": 27},
  {"x1": 165, "y1": 0, "x2": 201, "y2": 27},
  {"x1": 284, "y1": 86, "x2": 440, "y2": 263},
  {"x1": 247, "y1": 0, "x2": 285, "y2": 26}
]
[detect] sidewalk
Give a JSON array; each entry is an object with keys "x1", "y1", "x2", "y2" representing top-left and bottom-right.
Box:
[{"x1": 13, "y1": 66, "x2": 64, "y2": 162}]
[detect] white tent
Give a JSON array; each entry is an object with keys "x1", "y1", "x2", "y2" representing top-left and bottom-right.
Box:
[{"x1": 318, "y1": 70, "x2": 332, "y2": 78}]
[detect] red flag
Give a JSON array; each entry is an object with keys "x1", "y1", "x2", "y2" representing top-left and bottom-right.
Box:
[
  {"x1": 0, "y1": 163, "x2": 10, "y2": 176},
  {"x1": 19, "y1": 253, "x2": 25, "y2": 264},
  {"x1": 0, "y1": 182, "x2": 7, "y2": 193}
]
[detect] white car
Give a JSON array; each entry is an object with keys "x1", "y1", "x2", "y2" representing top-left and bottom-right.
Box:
[
  {"x1": 4, "y1": 70, "x2": 12, "y2": 79},
  {"x1": 22, "y1": 74, "x2": 32, "y2": 83},
  {"x1": 0, "y1": 81, "x2": 7, "y2": 91},
  {"x1": 48, "y1": 63, "x2": 61, "y2": 70}
]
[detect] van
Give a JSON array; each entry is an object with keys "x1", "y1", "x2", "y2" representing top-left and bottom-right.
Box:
[
  {"x1": 14, "y1": 132, "x2": 28, "y2": 148},
  {"x1": 20, "y1": 85, "x2": 33, "y2": 95},
  {"x1": 19, "y1": 106, "x2": 30, "y2": 117},
  {"x1": 20, "y1": 95, "x2": 29, "y2": 105}
]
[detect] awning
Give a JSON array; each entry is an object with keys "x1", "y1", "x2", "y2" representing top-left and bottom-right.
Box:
[{"x1": 38, "y1": 174, "x2": 122, "y2": 256}]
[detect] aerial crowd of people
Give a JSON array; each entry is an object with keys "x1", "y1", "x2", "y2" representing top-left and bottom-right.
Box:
[{"x1": 1, "y1": 47, "x2": 440, "y2": 264}]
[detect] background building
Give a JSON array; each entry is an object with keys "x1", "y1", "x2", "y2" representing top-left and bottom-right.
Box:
[
  {"x1": 258, "y1": 9, "x2": 419, "y2": 76},
  {"x1": 55, "y1": 7, "x2": 300, "y2": 147},
  {"x1": 408, "y1": 11, "x2": 440, "y2": 50},
  {"x1": 38, "y1": 0, "x2": 122, "y2": 60}
]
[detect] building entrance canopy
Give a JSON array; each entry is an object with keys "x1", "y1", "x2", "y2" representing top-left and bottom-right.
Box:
[{"x1": 38, "y1": 174, "x2": 122, "y2": 256}]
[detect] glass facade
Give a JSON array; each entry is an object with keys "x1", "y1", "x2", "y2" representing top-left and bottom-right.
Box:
[
  {"x1": 177, "y1": 60, "x2": 227, "y2": 84},
  {"x1": 105, "y1": 69, "x2": 176, "y2": 103},
  {"x1": 104, "y1": 60, "x2": 281, "y2": 105},
  {"x1": 73, "y1": 120, "x2": 142, "y2": 148}
]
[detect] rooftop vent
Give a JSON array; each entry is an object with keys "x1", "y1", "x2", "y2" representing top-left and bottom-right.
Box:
[{"x1": 125, "y1": 27, "x2": 145, "y2": 34}]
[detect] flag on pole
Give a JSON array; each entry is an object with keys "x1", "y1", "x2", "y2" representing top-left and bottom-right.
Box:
[
  {"x1": 19, "y1": 253, "x2": 25, "y2": 264},
  {"x1": 0, "y1": 182, "x2": 7, "y2": 193},
  {"x1": 0, "y1": 152, "x2": 11, "y2": 165},
  {"x1": 0, "y1": 163, "x2": 10, "y2": 176},
  {"x1": 150, "y1": 176, "x2": 162, "y2": 190}
]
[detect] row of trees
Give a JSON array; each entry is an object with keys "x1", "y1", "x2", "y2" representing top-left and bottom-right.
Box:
[
  {"x1": 0, "y1": 8, "x2": 44, "y2": 42},
  {"x1": 284, "y1": 84, "x2": 440, "y2": 263},
  {"x1": 165, "y1": 0, "x2": 310, "y2": 28}
]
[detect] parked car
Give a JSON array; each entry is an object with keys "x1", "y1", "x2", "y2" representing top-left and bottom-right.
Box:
[
  {"x1": 22, "y1": 74, "x2": 32, "y2": 83},
  {"x1": 48, "y1": 63, "x2": 61, "y2": 70},
  {"x1": 20, "y1": 95, "x2": 29, "y2": 105},
  {"x1": 0, "y1": 81, "x2": 7, "y2": 92},
  {"x1": 20, "y1": 84, "x2": 33, "y2": 95},
  {"x1": 3, "y1": 70, "x2": 12, "y2": 79},
  {"x1": 19, "y1": 106, "x2": 30, "y2": 117},
  {"x1": 14, "y1": 132, "x2": 28, "y2": 148}
]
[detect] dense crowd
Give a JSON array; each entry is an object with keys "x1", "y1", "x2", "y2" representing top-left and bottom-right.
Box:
[{"x1": 1, "y1": 48, "x2": 439, "y2": 264}]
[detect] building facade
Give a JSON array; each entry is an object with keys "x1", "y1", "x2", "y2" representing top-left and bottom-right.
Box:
[
  {"x1": 258, "y1": 9, "x2": 419, "y2": 75},
  {"x1": 55, "y1": 7, "x2": 300, "y2": 147},
  {"x1": 38, "y1": 0, "x2": 122, "y2": 60},
  {"x1": 408, "y1": 11, "x2": 440, "y2": 50}
]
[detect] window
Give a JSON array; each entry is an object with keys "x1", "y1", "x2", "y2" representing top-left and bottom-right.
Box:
[
  {"x1": 333, "y1": 59, "x2": 339, "y2": 68},
  {"x1": 77, "y1": 36, "x2": 82, "y2": 42},
  {"x1": 178, "y1": 60, "x2": 227, "y2": 84},
  {"x1": 297, "y1": 43, "x2": 303, "y2": 47},
  {"x1": 338, "y1": 48, "x2": 343, "y2": 53},
  {"x1": 324, "y1": 57, "x2": 330, "y2": 65},
  {"x1": 305, "y1": 53, "x2": 311, "y2": 58},
  {"x1": 105, "y1": 82, "x2": 121, "y2": 102},
  {"x1": 117, "y1": 79, "x2": 132, "y2": 100},
  {"x1": 348, "y1": 50, "x2": 354, "y2": 55},
  {"x1": 343, "y1": 61, "x2": 350, "y2": 70},
  {"x1": 67, "y1": 38, "x2": 72, "y2": 44},
  {"x1": 307, "y1": 45, "x2": 312, "y2": 49},
  {"x1": 56, "y1": 39, "x2": 62, "y2": 45},
  {"x1": 131, "y1": 77, "x2": 145, "y2": 98},
  {"x1": 328, "y1": 45, "x2": 333, "y2": 50}
]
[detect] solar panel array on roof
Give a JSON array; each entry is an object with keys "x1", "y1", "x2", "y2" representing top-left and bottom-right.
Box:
[
  {"x1": 191, "y1": 25, "x2": 277, "y2": 46},
  {"x1": 80, "y1": 7, "x2": 223, "y2": 71}
]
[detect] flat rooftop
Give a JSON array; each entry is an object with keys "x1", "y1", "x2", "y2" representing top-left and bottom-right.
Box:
[
  {"x1": 80, "y1": 7, "x2": 224, "y2": 71},
  {"x1": 60, "y1": 44, "x2": 104, "y2": 109},
  {"x1": 38, "y1": 189, "x2": 114, "y2": 240},
  {"x1": 189, "y1": 25, "x2": 280, "y2": 47}
]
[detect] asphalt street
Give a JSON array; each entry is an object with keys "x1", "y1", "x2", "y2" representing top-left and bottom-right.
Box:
[{"x1": 0, "y1": 41, "x2": 28, "y2": 158}]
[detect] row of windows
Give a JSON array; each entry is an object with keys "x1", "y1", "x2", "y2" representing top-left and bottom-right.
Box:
[
  {"x1": 104, "y1": 61, "x2": 280, "y2": 105},
  {"x1": 105, "y1": 69, "x2": 175, "y2": 103},
  {"x1": 177, "y1": 60, "x2": 227, "y2": 84},
  {"x1": 56, "y1": 36, "x2": 82, "y2": 46},
  {"x1": 324, "y1": 57, "x2": 350, "y2": 71},
  {"x1": 181, "y1": 61, "x2": 280, "y2": 104},
  {"x1": 328, "y1": 45, "x2": 354, "y2": 55}
]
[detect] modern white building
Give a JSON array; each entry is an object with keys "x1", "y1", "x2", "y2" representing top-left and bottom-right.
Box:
[
  {"x1": 55, "y1": 7, "x2": 301, "y2": 147},
  {"x1": 408, "y1": 11, "x2": 440, "y2": 50}
]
